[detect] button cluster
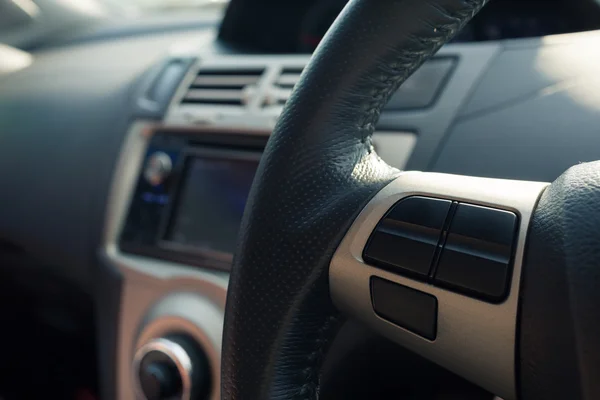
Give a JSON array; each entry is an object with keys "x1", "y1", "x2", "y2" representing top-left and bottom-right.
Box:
[{"x1": 363, "y1": 196, "x2": 518, "y2": 303}]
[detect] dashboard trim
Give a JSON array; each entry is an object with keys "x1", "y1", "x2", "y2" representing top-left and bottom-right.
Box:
[
  {"x1": 101, "y1": 121, "x2": 228, "y2": 400},
  {"x1": 162, "y1": 47, "x2": 501, "y2": 172}
]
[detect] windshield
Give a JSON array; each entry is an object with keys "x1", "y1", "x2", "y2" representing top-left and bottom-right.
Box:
[
  {"x1": 0, "y1": 0, "x2": 229, "y2": 50},
  {"x1": 114, "y1": 0, "x2": 228, "y2": 13}
]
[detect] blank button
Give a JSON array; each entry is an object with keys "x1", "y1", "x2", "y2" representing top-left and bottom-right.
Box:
[{"x1": 371, "y1": 277, "x2": 438, "y2": 340}]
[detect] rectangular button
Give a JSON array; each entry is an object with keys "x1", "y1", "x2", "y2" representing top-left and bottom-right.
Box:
[
  {"x1": 371, "y1": 277, "x2": 438, "y2": 340},
  {"x1": 434, "y1": 204, "x2": 518, "y2": 302},
  {"x1": 363, "y1": 196, "x2": 451, "y2": 279},
  {"x1": 384, "y1": 58, "x2": 455, "y2": 110}
]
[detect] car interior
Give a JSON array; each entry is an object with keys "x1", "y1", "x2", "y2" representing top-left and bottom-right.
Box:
[{"x1": 2, "y1": 0, "x2": 600, "y2": 399}]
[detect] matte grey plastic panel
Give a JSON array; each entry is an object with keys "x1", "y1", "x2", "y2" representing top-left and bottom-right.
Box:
[
  {"x1": 385, "y1": 58, "x2": 455, "y2": 110},
  {"x1": 434, "y1": 73, "x2": 600, "y2": 181},
  {"x1": 378, "y1": 43, "x2": 500, "y2": 170},
  {"x1": 459, "y1": 31, "x2": 600, "y2": 118},
  {"x1": 432, "y1": 31, "x2": 600, "y2": 182},
  {"x1": 0, "y1": 30, "x2": 212, "y2": 290}
]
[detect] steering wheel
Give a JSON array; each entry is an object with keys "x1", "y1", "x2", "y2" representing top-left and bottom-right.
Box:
[{"x1": 221, "y1": 0, "x2": 600, "y2": 399}]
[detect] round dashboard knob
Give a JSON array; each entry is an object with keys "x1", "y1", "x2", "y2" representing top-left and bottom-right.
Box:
[
  {"x1": 144, "y1": 152, "x2": 173, "y2": 186},
  {"x1": 138, "y1": 357, "x2": 182, "y2": 400},
  {"x1": 133, "y1": 336, "x2": 209, "y2": 400}
]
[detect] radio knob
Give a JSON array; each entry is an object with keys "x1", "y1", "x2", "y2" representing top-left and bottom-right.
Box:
[
  {"x1": 144, "y1": 152, "x2": 172, "y2": 186},
  {"x1": 133, "y1": 336, "x2": 209, "y2": 400}
]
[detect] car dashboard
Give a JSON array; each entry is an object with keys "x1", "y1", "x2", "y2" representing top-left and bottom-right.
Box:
[{"x1": 1, "y1": 0, "x2": 600, "y2": 398}]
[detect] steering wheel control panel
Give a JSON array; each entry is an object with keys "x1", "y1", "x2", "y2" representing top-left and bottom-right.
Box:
[
  {"x1": 330, "y1": 173, "x2": 546, "y2": 399},
  {"x1": 363, "y1": 196, "x2": 519, "y2": 303}
]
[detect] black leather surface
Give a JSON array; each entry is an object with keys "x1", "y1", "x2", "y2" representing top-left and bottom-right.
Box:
[
  {"x1": 222, "y1": 0, "x2": 488, "y2": 399},
  {"x1": 520, "y1": 161, "x2": 600, "y2": 400}
]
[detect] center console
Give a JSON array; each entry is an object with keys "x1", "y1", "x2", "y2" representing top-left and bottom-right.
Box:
[
  {"x1": 119, "y1": 128, "x2": 268, "y2": 271},
  {"x1": 106, "y1": 115, "x2": 419, "y2": 398},
  {"x1": 102, "y1": 123, "x2": 264, "y2": 400},
  {"x1": 105, "y1": 121, "x2": 417, "y2": 400}
]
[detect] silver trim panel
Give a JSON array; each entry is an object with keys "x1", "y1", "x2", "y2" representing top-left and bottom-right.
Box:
[
  {"x1": 101, "y1": 121, "x2": 227, "y2": 400},
  {"x1": 329, "y1": 172, "x2": 547, "y2": 400}
]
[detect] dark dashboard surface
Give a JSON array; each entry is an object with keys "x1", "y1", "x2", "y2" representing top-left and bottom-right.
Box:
[
  {"x1": 219, "y1": 0, "x2": 600, "y2": 52},
  {"x1": 0, "y1": 30, "x2": 210, "y2": 289}
]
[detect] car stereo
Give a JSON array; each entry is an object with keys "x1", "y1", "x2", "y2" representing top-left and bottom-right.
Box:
[{"x1": 119, "y1": 128, "x2": 268, "y2": 270}]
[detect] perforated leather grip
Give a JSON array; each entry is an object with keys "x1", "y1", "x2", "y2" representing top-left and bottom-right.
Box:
[{"x1": 222, "y1": 1, "x2": 489, "y2": 398}]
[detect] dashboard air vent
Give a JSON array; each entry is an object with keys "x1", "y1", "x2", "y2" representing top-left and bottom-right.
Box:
[
  {"x1": 265, "y1": 67, "x2": 304, "y2": 107},
  {"x1": 181, "y1": 68, "x2": 265, "y2": 106}
]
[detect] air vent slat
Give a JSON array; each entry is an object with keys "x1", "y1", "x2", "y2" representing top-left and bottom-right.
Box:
[
  {"x1": 192, "y1": 76, "x2": 261, "y2": 87},
  {"x1": 276, "y1": 73, "x2": 302, "y2": 88},
  {"x1": 263, "y1": 66, "x2": 306, "y2": 108},
  {"x1": 185, "y1": 89, "x2": 244, "y2": 101},
  {"x1": 184, "y1": 89, "x2": 245, "y2": 105},
  {"x1": 276, "y1": 88, "x2": 294, "y2": 100},
  {"x1": 181, "y1": 66, "x2": 264, "y2": 106}
]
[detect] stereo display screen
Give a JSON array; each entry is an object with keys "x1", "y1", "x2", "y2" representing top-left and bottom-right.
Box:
[{"x1": 165, "y1": 153, "x2": 259, "y2": 255}]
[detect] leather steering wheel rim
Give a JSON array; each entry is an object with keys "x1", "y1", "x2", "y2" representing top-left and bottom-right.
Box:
[{"x1": 222, "y1": 0, "x2": 488, "y2": 398}]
